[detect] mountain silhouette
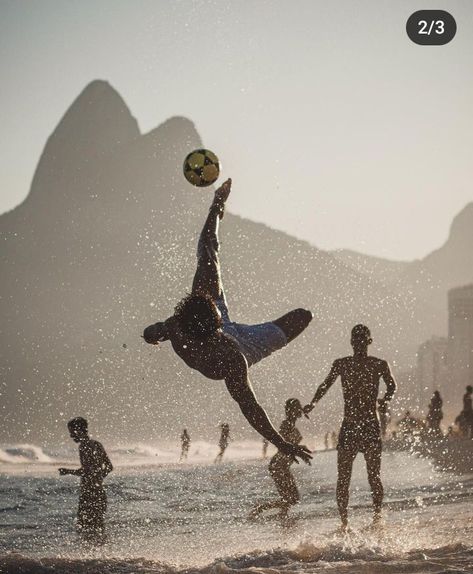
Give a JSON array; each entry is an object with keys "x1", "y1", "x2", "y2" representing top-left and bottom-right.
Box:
[
  {"x1": 1, "y1": 81, "x2": 469, "y2": 443},
  {"x1": 334, "y1": 202, "x2": 473, "y2": 324}
]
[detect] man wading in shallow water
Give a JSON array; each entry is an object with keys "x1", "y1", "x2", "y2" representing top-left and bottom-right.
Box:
[
  {"x1": 143, "y1": 179, "x2": 312, "y2": 464},
  {"x1": 59, "y1": 417, "x2": 113, "y2": 544},
  {"x1": 304, "y1": 325, "x2": 397, "y2": 530}
]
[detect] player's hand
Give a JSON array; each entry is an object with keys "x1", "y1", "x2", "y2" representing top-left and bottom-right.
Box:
[
  {"x1": 303, "y1": 403, "x2": 314, "y2": 416},
  {"x1": 58, "y1": 468, "x2": 70, "y2": 475},
  {"x1": 280, "y1": 442, "x2": 312, "y2": 465}
]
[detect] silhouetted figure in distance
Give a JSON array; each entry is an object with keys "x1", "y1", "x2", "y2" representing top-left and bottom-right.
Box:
[
  {"x1": 180, "y1": 429, "x2": 191, "y2": 461},
  {"x1": 215, "y1": 423, "x2": 230, "y2": 463},
  {"x1": 462, "y1": 385, "x2": 473, "y2": 438},
  {"x1": 304, "y1": 325, "x2": 396, "y2": 531},
  {"x1": 251, "y1": 399, "x2": 305, "y2": 519},
  {"x1": 143, "y1": 179, "x2": 312, "y2": 464},
  {"x1": 58, "y1": 417, "x2": 113, "y2": 544},
  {"x1": 426, "y1": 391, "x2": 443, "y2": 436},
  {"x1": 331, "y1": 431, "x2": 338, "y2": 449},
  {"x1": 324, "y1": 432, "x2": 330, "y2": 450},
  {"x1": 262, "y1": 438, "x2": 269, "y2": 459},
  {"x1": 398, "y1": 410, "x2": 419, "y2": 437}
]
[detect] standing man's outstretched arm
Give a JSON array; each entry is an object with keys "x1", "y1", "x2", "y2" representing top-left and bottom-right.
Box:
[
  {"x1": 304, "y1": 361, "x2": 340, "y2": 414},
  {"x1": 225, "y1": 353, "x2": 312, "y2": 464}
]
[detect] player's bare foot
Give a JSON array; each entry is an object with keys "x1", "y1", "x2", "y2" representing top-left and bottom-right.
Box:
[
  {"x1": 370, "y1": 512, "x2": 384, "y2": 531},
  {"x1": 337, "y1": 519, "x2": 350, "y2": 534},
  {"x1": 213, "y1": 178, "x2": 232, "y2": 219}
]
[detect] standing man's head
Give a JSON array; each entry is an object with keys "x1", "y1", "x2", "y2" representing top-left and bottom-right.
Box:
[
  {"x1": 350, "y1": 324, "x2": 372, "y2": 353},
  {"x1": 67, "y1": 417, "x2": 88, "y2": 443},
  {"x1": 466, "y1": 385, "x2": 473, "y2": 394},
  {"x1": 285, "y1": 398, "x2": 303, "y2": 421},
  {"x1": 174, "y1": 293, "x2": 223, "y2": 339}
]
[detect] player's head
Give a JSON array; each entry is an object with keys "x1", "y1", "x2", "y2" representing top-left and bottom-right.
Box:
[
  {"x1": 143, "y1": 321, "x2": 169, "y2": 345},
  {"x1": 285, "y1": 398, "x2": 303, "y2": 420},
  {"x1": 467, "y1": 385, "x2": 473, "y2": 393},
  {"x1": 350, "y1": 324, "x2": 372, "y2": 350},
  {"x1": 67, "y1": 417, "x2": 88, "y2": 442},
  {"x1": 174, "y1": 292, "x2": 222, "y2": 339}
]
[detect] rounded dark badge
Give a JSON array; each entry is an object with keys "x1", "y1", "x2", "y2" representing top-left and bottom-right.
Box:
[{"x1": 406, "y1": 10, "x2": 456, "y2": 45}]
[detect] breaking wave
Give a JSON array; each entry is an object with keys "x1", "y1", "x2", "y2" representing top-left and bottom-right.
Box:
[{"x1": 1, "y1": 542, "x2": 472, "y2": 574}]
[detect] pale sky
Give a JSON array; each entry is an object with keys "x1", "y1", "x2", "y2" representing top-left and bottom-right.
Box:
[{"x1": 1, "y1": 0, "x2": 472, "y2": 260}]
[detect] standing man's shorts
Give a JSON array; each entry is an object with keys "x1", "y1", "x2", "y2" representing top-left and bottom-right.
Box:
[
  {"x1": 215, "y1": 295, "x2": 288, "y2": 367},
  {"x1": 338, "y1": 419, "x2": 382, "y2": 455}
]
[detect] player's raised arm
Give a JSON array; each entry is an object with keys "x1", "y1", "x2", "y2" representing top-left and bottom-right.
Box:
[
  {"x1": 225, "y1": 353, "x2": 312, "y2": 464},
  {"x1": 380, "y1": 361, "x2": 397, "y2": 404},
  {"x1": 304, "y1": 360, "x2": 340, "y2": 414}
]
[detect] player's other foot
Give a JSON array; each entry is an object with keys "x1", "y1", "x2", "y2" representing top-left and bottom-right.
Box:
[
  {"x1": 337, "y1": 517, "x2": 349, "y2": 534},
  {"x1": 370, "y1": 511, "x2": 384, "y2": 531},
  {"x1": 213, "y1": 178, "x2": 232, "y2": 219}
]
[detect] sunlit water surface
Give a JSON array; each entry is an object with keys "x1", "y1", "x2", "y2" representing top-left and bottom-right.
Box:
[{"x1": 1, "y1": 442, "x2": 472, "y2": 573}]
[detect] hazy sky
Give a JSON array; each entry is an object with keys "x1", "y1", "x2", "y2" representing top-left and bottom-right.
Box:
[{"x1": 1, "y1": 0, "x2": 472, "y2": 260}]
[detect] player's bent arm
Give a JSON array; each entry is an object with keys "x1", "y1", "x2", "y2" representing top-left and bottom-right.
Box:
[
  {"x1": 102, "y1": 455, "x2": 113, "y2": 477},
  {"x1": 97, "y1": 444, "x2": 113, "y2": 477},
  {"x1": 224, "y1": 356, "x2": 290, "y2": 452},
  {"x1": 381, "y1": 361, "x2": 397, "y2": 403}
]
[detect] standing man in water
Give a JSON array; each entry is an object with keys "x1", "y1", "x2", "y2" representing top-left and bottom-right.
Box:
[
  {"x1": 59, "y1": 417, "x2": 113, "y2": 544},
  {"x1": 143, "y1": 179, "x2": 312, "y2": 464},
  {"x1": 304, "y1": 325, "x2": 396, "y2": 530}
]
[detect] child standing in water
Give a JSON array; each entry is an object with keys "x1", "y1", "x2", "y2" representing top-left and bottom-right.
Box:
[
  {"x1": 59, "y1": 417, "x2": 113, "y2": 544},
  {"x1": 251, "y1": 399, "x2": 305, "y2": 518}
]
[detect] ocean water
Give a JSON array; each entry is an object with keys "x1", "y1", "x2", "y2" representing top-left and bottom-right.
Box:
[{"x1": 1, "y1": 441, "x2": 472, "y2": 573}]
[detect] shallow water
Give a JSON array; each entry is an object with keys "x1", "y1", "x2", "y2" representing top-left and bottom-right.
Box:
[{"x1": 1, "y1": 443, "x2": 472, "y2": 573}]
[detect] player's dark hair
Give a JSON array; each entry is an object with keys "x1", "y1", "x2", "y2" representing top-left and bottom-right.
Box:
[
  {"x1": 174, "y1": 292, "x2": 222, "y2": 339},
  {"x1": 67, "y1": 417, "x2": 88, "y2": 433}
]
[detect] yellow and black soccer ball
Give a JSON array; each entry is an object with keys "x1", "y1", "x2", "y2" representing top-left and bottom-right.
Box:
[{"x1": 183, "y1": 149, "x2": 220, "y2": 187}]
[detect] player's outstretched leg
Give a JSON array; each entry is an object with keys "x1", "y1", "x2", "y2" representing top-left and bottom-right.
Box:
[
  {"x1": 273, "y1": 309, "x2": 313, "y2": 344},
  {"x1": 192, "y1": 179, "x2": 232, "y2": 299}
]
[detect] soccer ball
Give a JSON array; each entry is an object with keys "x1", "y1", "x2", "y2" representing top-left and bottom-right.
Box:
[{"x1": 183, "y1": 149, "x2": 220, "y2": 187}]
